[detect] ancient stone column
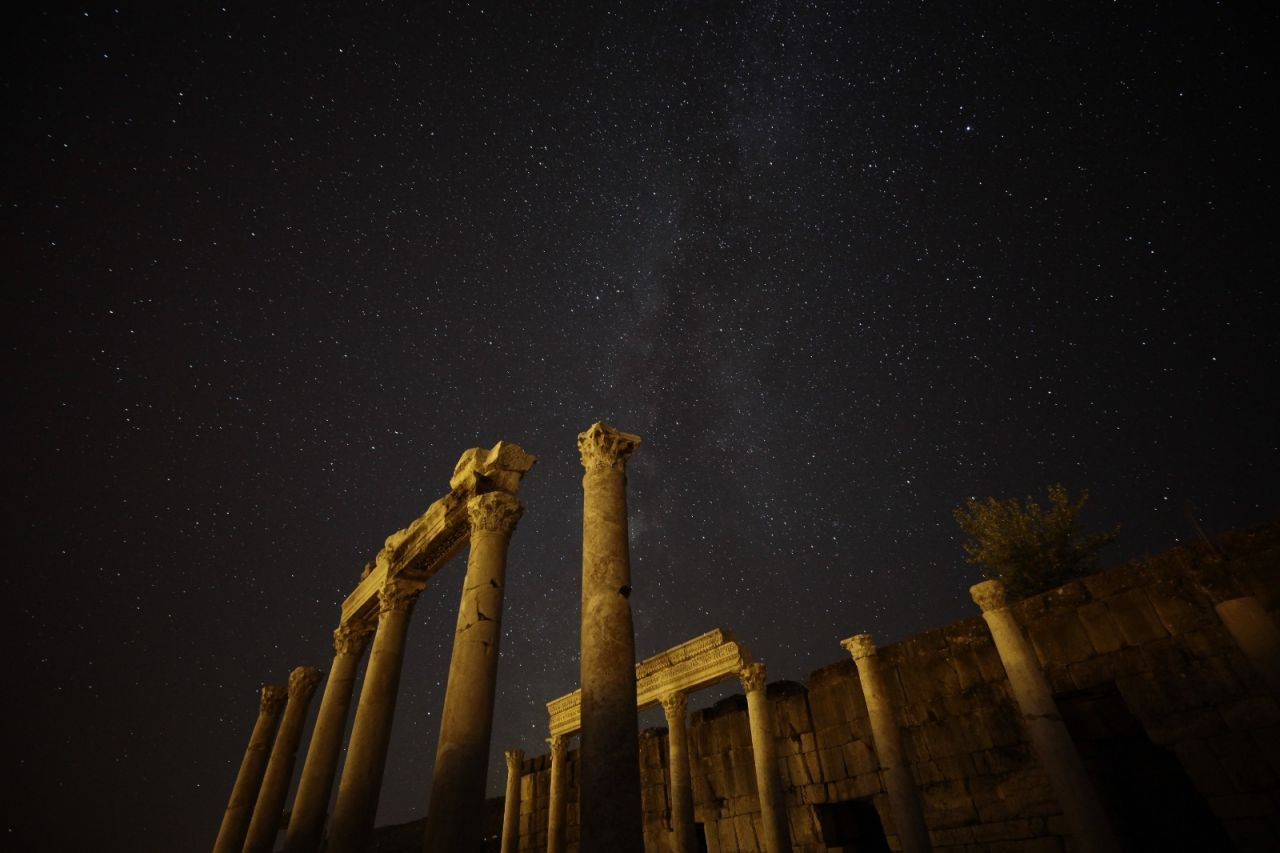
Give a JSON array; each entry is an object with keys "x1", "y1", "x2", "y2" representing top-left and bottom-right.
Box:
[
  {"x1": 500, "y1": 749, "x2": 525, "y2": 853},
  {"x1": 283, "y1": 620, "x2": 375, "y2": 853},
  {"x1": 212, "y1": 686, "x2": 287, "y2": 853},
  {"x1": 970, "y1": 580, "x2": 1121, "y2": 853},
  {"x1": 577, "y1": 421, "x2": 644, "y2": 852},
  {"x1": 326, "y1": 577, "x2": 426, "y2": 853},
  {"x1": 740, "y1": 662, "x2": 791, "y2": 853},
  {"x1": 546, "y1": 734, "x2": 568, "y2": 853},
  {"x1": 243, "y1": 666, "x2": 324, "y2": 853},
  {"x1": 423, "y1": 491, "x2": 525, "y2": 851},
  {"x1": 841, "y1": 634, "x2": 932, "y2": 853},
  {"x1": 1215, "y1": 596, "x2": 1280, "y2": 692},
  {"x1": 661, "y1": 692, "x2": 696, "y2": 853}
]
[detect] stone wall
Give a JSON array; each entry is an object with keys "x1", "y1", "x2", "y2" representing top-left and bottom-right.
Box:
[{"x1": 510, "y1": 520, "x2": 1280, "y2": 852}]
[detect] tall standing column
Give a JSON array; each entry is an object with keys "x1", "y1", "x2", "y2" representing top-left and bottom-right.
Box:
[
  {"x1": 546, "y1": 734, "x2": 568, "y2": 853},
  {"x1": 283, "y1": 620, "x2": 375, "y2": 853},
  {"x1": 327, "y1": 578, "x2": 426, "y2": 853},
  {"x1": 577, "y1": 421, "x2": 644, "y2": 852},
  {"x1": 841, "y1": 634, "x2": 932, "y2": 853},
  {"x1": 661, "y1": 692, "x2": 696, "y2": 853},
  {"x1": 500, "y1": 749, "x2": 525, "y2": 853},
  {"x1": 424, "y1": 491, "x2": 526, "y2": 851},
  {"x1": 243, "y1": 666, "x2": 324, "y2": 853},
  {"x1": 213, "y1": 686, "x2": 287, "y2": 853},
  {"x1": 1215, "y1": 596, "x2": 1280, "y2": 692},
  {"x1": 740, "y1": 663, "x2": 791, "y2": 853},
  {"x1": 970, "y1": 580, "x2": 1121, "y2": 853}
]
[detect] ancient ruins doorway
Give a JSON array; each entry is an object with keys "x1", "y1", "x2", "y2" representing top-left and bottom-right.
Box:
[{"x1": 813, "y1": 798, "x2": 891, "y2": 852}]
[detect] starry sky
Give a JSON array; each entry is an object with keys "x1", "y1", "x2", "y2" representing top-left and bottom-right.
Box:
[{"x1": 8, "y1": 2, "x2": 1277, "y2": 850}]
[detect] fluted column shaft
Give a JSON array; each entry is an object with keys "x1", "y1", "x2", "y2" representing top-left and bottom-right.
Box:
[
  {"x1": 661, "y1": 693, "x2": 696, "y2": 853},
  {"x1": 423, "y1": 492, "x2": 525, "y2": 851},
  {"x1": 213, "y1": 686, "x2": 287, "y2": 853},
  {"x1": 577, "y1": 422, "x2": 644, "y2": 852},
  {"x1": 546, "y1": 734, "x2": 568, "y2": 853},
  {"x1": 842, "y1": 634, "x2": 931, "y2": 853},
  {"x1": 741, "y1": 663, "x2": 791, "y2": 853},
  {"x1": 971, "y1": 580, "x2": 1120, "y2": 853},
  {"x1": 283, "y1": 621, "x2": 374, "y2": 853},
  {"x1": 326, "y1": 579, "x2": 425, "y2": 853},
  {"x1": 243, "y1": 666, "x2": 323, "y2": 853},
  {"x1": 500, "y1": 749, "x2": 525, "y2": 853}
]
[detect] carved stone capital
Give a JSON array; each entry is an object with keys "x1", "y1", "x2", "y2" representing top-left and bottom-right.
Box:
[
  {"x1": 548, "y1": 733, "x2": 568, "y2": 762},
  {"x1": 660, "y1": 692, "x2": 688, "y2": 721},
  {"x1": 467, "y1": 491, "x2": 524, "y2": 535},
  {"x1": 578, "y1": 421, "x2": 641, "y2": 474},
  {"x1": 288, "y1": 666, "x2": 323, "y2": 700},
  {"x1": 841, "y1": 633, "x2": 876, "y2": 661},
  {"x1": 378, "y1": 578, "x2": 426, "y2": 617},
  {"x1": 970, "y1": 579, "x2": 1007, "y2": 612},
  {"x1": 260, "y1": 685, "x2": 288, "y2": 715},
  {"x1": 505, "y1": 749, "x2": 525, "y2": 774},
  {"x1": 739, "y1": 662, "x2": 767, "y2": 694},
  {"x1": 333, "y1": 619, "x2": 376, "y2": 656}
]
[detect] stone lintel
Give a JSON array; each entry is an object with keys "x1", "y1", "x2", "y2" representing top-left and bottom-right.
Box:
[
  {"x1": 548, "y1": 628, "x2": 751, "y2": 736},
  {"x1": 340, "y1": 441, "x2": 536, "y2": 623}
]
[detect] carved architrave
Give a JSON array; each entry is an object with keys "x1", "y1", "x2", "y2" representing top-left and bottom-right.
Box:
[
  {"x1": 260, "y1": 685, "x2": 288, "y2": 715},
  {"x1": 970, "y1": 579, "x2": 1008, "y2": 612},
  {"x1": 288, "y1": 666, "x2": 323, "y2": 700},
  {"x1": 841, "y1": 633, "x2": 876, "y2": 661},
  {"x1": 739, "y1": 662, "x2": 767, "y2": 694},
  {"x1": 468, "y1": 491, "x2": 524, "y2": 535},
  {"x1": 333, "y1": 619, "x2": 376, "y2": 657},
  {"x1": 504, "y1": 749, "x2": 525, "y2": 774},
  {"x1": 577, "y1": 422, "x2": 641, "y2": 475}
]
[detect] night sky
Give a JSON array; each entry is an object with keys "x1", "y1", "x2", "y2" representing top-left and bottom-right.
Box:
[{"x1": 8, "y1": 3, "x2": 1277, "y2": 850}]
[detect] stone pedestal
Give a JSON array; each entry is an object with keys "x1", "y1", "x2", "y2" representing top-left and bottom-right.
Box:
[
  {"x1": 661, "y1": 692, "x2": 696, "y2": 853},
  {"x1": 500, "y1": 749, "x2": 524, "y2": 853},
  {"x1": 546, "y1": 734, "x2": 569, "y2": 853},
  {"x1": 423, "y1": 492, "x2": 525, "y2": 852},
  {"x1": 971, "y1": 580, "x2": 1120, "y2": 853},
  {"x1": 842, "y1": 634, "x2": 932, "y2": 853},
  {"x1": 243, "y1": 666, "x2": 323, "y2": 853},
  {"x1": 213, "y1": 686, "x2": 287, "y2": 853},
  {"x1": 577, "y1": 422, "x2": 644, "y2": 852},
  {"x1": 283, "y1": 621, "x2": 374, "y2": 853},
  {"x1": 1215, "y1": 595, "x2": 1280, "y2": 692},
  {"x1": 740, "y1": 663, "x2": 791, "y2": 853},
  {"x1": 327, "y1": 578, "x2": 425, "y2": 853}
]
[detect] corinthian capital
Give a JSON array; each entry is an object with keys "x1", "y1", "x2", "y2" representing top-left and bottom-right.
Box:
[
  {"x1": 739, "y1": 662, "x2": 768, "y2": 694},
  {"x1": 260, "y1": 685, "x2": 288, "y2": 715},
  {"x1": 969, "y1": 579, "x2": 1008, "y2": 613},
  {"x1": 378, "y1": 578, "x2": 426, "y2": 616},
  {"x1": 578, "y1": 421, "x2": 642, "y2": 474},
  {"x1": 548, "y1": 733, "x2": 568, "y2": 762},
  {"x1": 467, "y1": 491, "x2": 524, "y2": 535},
  {"x1": 333, "y1": 619, "x2": 376, "y2": 656},
  {"x1": 660, "y1": 692, "x2": 687, "y2": 721},
  {"x1": 505, "y1": 749, "x2": 525, "y2": 774},
  {"x1": 841, "y1": 633, "x2": 876, "y2": 661},
  {"x1": 288, "y1": 666, "x2": 323, "y2": 700}
]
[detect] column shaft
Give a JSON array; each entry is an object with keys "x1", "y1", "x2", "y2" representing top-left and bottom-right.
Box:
[
  {"x1": 283, "y1": 622, "x2": 373, "y2": 853},
  {"x1": 577, "y1": 423, "x2": 644, "y2": 852},
  {"x1": 326, "y1": 580, "x2": 423, "y2": 853},
  {"x1": 1216, "y1": 596, "x2": 1280, "y2": 692},
  {"x1": 661, "y1": 693, "x2": 696, "y2": 853},
  {"x1": 243, "y1": 667, "x2": 323, "y2": 853},
  {"x1": 741, "y1": 664, "x2": 791, "y2": 853},
  {"x1": 424, "y1": 492, "x2": 524, "y2": 851},
  {"x1": 843, "y1": 635, "x2": 931, "y2": 853},
  {"x1": 212, "y1": 686, "x2": 287, "y2": 853},
  {"x1": 546, "y1": 735, "x2": 568, "y2": 853},
  {"x1": 971, "y1": 580, "x2": 1120, "y2": 853},
  {"x1": 500, "y1": 749, "x2": 525, "y2": 853}
]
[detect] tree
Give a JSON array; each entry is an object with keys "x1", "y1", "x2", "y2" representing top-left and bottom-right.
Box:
[{"x1": 953, "y1": 483, "x2": 1117, "y2": 599}]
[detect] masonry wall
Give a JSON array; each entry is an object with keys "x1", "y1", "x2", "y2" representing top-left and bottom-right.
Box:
[{"x1": 511, "y1": 521, "x2": 1280, "y2": 852}]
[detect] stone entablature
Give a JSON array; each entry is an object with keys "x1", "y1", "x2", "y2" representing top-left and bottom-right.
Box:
[{"x1": 548, "y1": 628, "x2": 753, "y2": 736}]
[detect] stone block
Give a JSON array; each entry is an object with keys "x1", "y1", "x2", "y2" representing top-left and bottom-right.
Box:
[
  {"x1": 1178, "y1": 624, "x2": 1235, "y2": 659},
  {"x1": 971, "y1": 817, "x2": 1042, "y2": 843},
  {"x1": 1143, "y1": 705, "x2": 1225, "y2": 745},
  {"x1": 971, "y1": 744, "x2": 1032, "y2": 776},
  {"x1": 1082, "y1": 563, "x2": 1143, "y2": 598},
  {"x1": 1026, "y1": 612, "x2": 1095, "y2": 666},
  {"x1": 1173, "y1": 738, "x2": 1236, "y2": 797},
  {"x1": 1106, "y1": 588, "x2": 1170, "y2": 645},
  {"x1": 842, "y1": 738, "x2": 878, "y2": 777},
  {"x1": 815, "y1": 722, "x2": 853, "y2": 751},
  {"x1": 895, "y1": 646, "x2": 962, "y2": 704},
  {"x1": 1212, "y1": 731, "x2": 1279, "y2": 791},
  {"x1": 1146, "y1": 577, "x2": 1214, "y2": 635},
  {"x1": 1222, "y1": 696, "x2": 1280, "y2": 731},
  {"x1": 920, "y1": 778, "x2": 976, "y2": 825},
  {"x1": 817, "y1": 745, "x2": 847, "y2": 780},
  {"x1": 1075, "y1": 600, "x2": 1125, "y2": 654}
]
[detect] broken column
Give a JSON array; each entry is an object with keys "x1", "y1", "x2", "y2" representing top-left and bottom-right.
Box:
[
  {"x1": 326, "y1": 577, "x2": 426, "y2": 853},
  {"x1": 283, "y1": 620, "x2": 375, "y2": 853},
  {"x1": 970, "y1": 580, "x2": 1121, "y2": 853},
  {"x1": 423, "y1": 490, "x2": 526, "y2": 851},
  {"x1": 212, "y1": 685, "x2": 287, "y2": 853},
  {"x1": 243, "y1": 666, "x2": 323, "y2": 853},
  {"x1": 500, "y1": 749, "x2": 524, "y2": 853},
  {"x1": 546, "y1": 734, "x2": 569, "y2": 853},
  {"x1": 577, "y1": 421, "x2": 644, "y2": 852},
  {"x1": 841, "y1": 634, "x2": 932, "y2": 853},
  {"x1": 660, "y1": 692, "x2": 696, "y2": 853},
  {"x1": 739, "y1": 662, "x2": 791, "y2": 853}
]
